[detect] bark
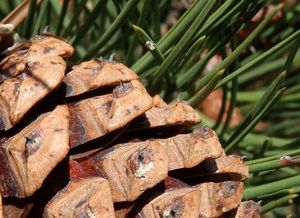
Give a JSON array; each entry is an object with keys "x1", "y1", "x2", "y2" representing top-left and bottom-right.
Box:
[
  {"x1": 70, "y1": 127, "x2": 224, "y2": 202},
  {"x1": 0, "y1": 32, "x2": 73, "y2": 83},
  {"x1": 69, "y1": 80, "x2": 153, "y2": 147},
  {"x1": 196, "y1": 181, "x2": 244, "y2": 217},
  {"x1": 115, "y1": 178, "x2": 187, "y2": 218},
  {"x1": 234, "y1": 201, "x2": 260, "y2": 218},
  {"x1": 0, "y1": 195, "x2": 2, "y2": 218},
  {"x1": 164, "y1": 127, "x2": 225, "y2": 170},
  {"x1": 128, "y1": 95, "x2": 201, "y2": 131},
  {"x1": 0, "y1": 31, "x2": 251, "y2": 218},
  {"x1": 0, "y1": 24, "x2": 14, "y2": 53},
  {"x1": 0, "y1": 105, "x2": 69, "y2": 197},
  {"x1": 137, "y1": 181, "x2": 244, "y2": 218},
  {"x1": 221, "y1": 201, "x2": 261, "y2": 218},
  {"x1": 0, "y1": 55, "x2": 66, "y2": 130},
  {"x1": 174, "y1": 155, "x2": 249, "y2": 182},
  {"x1": 43, "y1": 177, "x2": 115, "y2": 218},
  {"x1": 75, "y1": 140, "x2": 169, "y2": 202},
  {"x1": 64, "y1": 59, "x2": 139, "y2": 97},
  {"x1": 199, "y1": 155, "x2": 249, "y2": 180},
  {"x1": 28, "y1": 33, "x2": 74, "y2": 58},
  {"x1": 138, "y1": 187, "x2": 201, "y2": 218}
]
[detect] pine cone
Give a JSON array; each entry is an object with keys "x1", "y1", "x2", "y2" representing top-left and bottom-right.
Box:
[{"x1": 0, "y1": 32, "x2": 259, "y2": 218}]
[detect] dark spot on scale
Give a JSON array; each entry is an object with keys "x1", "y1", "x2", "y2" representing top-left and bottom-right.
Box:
[
  {"x1": 170, "y1": 208, "x2": 177, "y2": 217},
  {"x1": 125, "y1": 109, "x2": 131, "y2": 116},
  {"x1": 13, "y1": 82, "x2": 20, "y2": 93},
  {"x1": 113, "y1": 82, "x2": 134, "y2": 98},
  {"x1": 69, "y1": 111, "x2": 87, "y2": 147},
  {"x1": 163, "y1": 200, "x2": 183, "y2": 218},
  {"x1": 130, "y1": 148, "x2": 153, "y2": 173},
  {"x1": 24, "y1": 67, "x2": 32, "y2": 76},
  {"x1": 65, "y1": 82, "x2": 74, "y2": 96},
  {"x1": 50, "y1": 61, "x2": 59, "y2": 65},
  {"x1": 54, "y1": 128, "x2": 64, "y2": 132},
  {"x1": 194, "y1": 125, "x2": 212, "y2": 139},
  {"x1": 102, "y1": 101, "x2": 112, "y2": 114},
  {"x1": 133, "y1": 105, "x2": 140, "y2": 111},
  {"x1": 34, "y1": 82, "x2": 39, "y2": 87},
  {"x1": 0, "y1": 118, "x2": 5, "y2": 130},
  {"x1": 221, "y1": 181, "x2": 238, "y2": 198},
  {"x1": 137, "y1": 153, "x2": 144, "y2": 162},
  {"x1": 0, "y1": 150, "x2": 19, "y2": 196},
  {"x1": 215, "y1": 202, "x2": 223, "y2": 211},
  {"x1": 24, "y1": 129, "x2": 43, "y2": 158},
  {"x1": 13, "y1": 82, "x2": 21, "y2": 101},
  {"x1": 244, "y1": 201, "x2": 259, "y2": 210},
  {"x1": 43, "y1": 46, "x2": 55, "y2": 55},
  {"x1": 74, "y1": 198, "x2": 86, "y2": 209}
]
